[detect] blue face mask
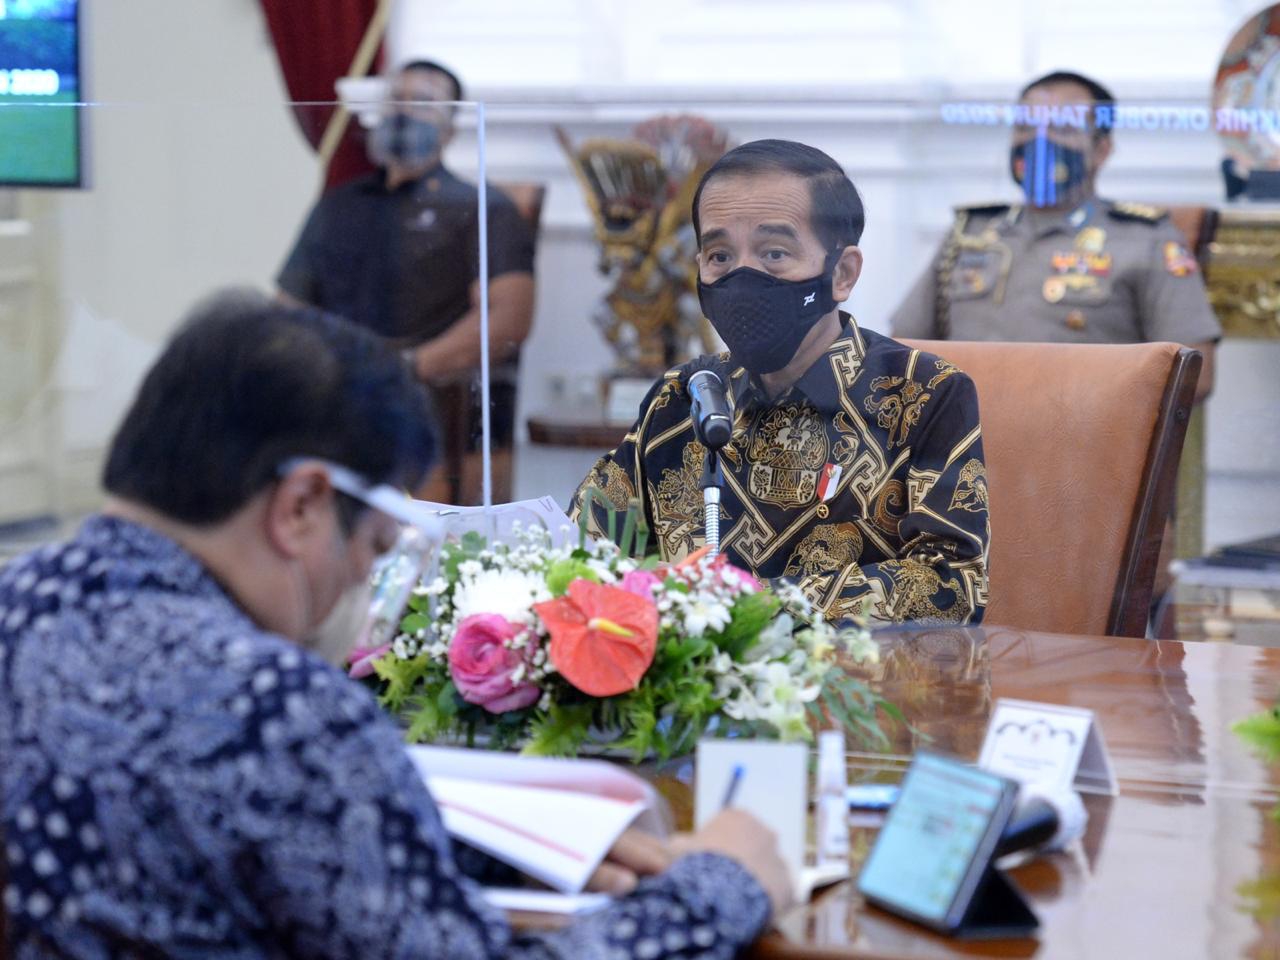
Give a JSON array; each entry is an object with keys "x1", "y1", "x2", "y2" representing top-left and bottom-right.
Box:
[
  {"x1": 696, "y1": 254, "x2": 839, "y2": 375},
  {"x1": 368, "y1": 112, "x2": 441, "y2": 169},
  {"x1": 1010, "y1": 137, "x2": 1089, "y2": 207}
]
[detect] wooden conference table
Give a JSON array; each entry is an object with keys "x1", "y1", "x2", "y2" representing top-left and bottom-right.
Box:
[{"x1": 737, "y1": 625, "x2": 1280, "y2": 959}]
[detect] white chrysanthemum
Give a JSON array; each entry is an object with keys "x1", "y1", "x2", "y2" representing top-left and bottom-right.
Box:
[{"x1": 451, "y1": 567, "x2": 550, "y2": 623}]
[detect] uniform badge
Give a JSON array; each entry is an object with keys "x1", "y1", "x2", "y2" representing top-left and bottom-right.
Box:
[
  {"x1": 1065, "y1": 309, "x2": 1087, "y2": 331},
  {"x1": 1074, "y1": 226, "x2": 1107, "y2": 253},
  {"x1": 1043, "y1": 277, "x2": 1066, "y2": 303},
  {"x1": 1052, "y1": 250, "x2": 1111, "y2": 276},
  {"x1": 1163, "y1": 241, "x2": 1198, "y2": 277}
]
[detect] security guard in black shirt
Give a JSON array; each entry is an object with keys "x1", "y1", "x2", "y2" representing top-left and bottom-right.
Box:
[{"x1": 278, "y1": 60, "x2": 536, "y2": 503}]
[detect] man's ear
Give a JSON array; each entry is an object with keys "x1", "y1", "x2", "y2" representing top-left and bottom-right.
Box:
[
  {"x1": 832, "y1": 245, "x2": 863, "y2": 302},
  {"x1": 264, "y1": 463, "x2": 334, "y2": 560}
]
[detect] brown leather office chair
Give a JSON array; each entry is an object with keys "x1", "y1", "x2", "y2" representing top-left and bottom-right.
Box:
[
  {"x1": 902, "y1": 339, "x2": 1201, "y2": 637},
  {"x1": 1164, "y1": 205, "x2": 1220, "y2": 561}
]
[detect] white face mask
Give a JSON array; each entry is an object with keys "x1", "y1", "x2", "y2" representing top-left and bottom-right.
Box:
[
  {"x1": 278, "y1": 458, "x2": 444, "y2": 667},
  {"x1": 306, "y1": 578, "x2": 374, "y2": 667}
]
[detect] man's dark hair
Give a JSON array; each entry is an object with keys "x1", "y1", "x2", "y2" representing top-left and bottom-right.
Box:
[
  {"x1": 1020, "y1": 70, "x2": 1115, "y2": 139},
  {"x1": 399, "y1": 58, "x2": 465, "y2": 102},
  {"x1": 103, "y1": 289, "x2": 437, "y2": 526},
  {"x1": 691, "y1": 139, "x2": 865, "y2": 251}
]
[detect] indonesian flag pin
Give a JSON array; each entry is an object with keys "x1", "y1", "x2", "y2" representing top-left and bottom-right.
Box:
[{"x1": 817, "y1": 462, "x2": 842, "y2": 502}]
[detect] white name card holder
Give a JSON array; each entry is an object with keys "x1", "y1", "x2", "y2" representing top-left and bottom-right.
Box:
[{"x1": 977, "y1": 698, "x2": 1118, "y2": 797}]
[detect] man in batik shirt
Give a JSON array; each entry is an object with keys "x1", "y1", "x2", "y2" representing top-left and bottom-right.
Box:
[
  {"x1": 573, "y1": 140, "x2": 989, "y2": 625},
  {"x1": 0, "y1": 291, "x2": 789, "y2": 958}
]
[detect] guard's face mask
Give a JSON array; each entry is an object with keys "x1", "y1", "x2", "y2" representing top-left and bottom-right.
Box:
[
  {"x1": 1010, "y1": 135, "x2": 1090, "y2": 208},
  {"x1": 697, "y1": 253, "x2": 840, "y2": 375},
  {"x1": 368, "y1": 112, "x2": 441, "y2": 169}
]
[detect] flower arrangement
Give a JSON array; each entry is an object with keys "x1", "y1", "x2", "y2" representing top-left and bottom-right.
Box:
[{"x1": 351, "y1": 499, "x2": 892, "y2": 761}]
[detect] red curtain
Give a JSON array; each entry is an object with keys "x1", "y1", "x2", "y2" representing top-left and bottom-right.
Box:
[{"x1": 259, "y1": 0, "x2": 384, "y2": 190}]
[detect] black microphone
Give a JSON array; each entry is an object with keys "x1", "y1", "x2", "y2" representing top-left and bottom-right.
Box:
[{"x1": 687, "y1": 368, "x2": 732, "y2": 449}]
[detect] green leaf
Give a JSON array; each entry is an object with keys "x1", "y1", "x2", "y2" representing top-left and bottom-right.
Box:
[
  {"x1": 400, "y1": 611, "x2": 430, "y2": 635},
  {"x1": 1235, "y1": 708, "x2": 1280, "y2": 762},
  {"x1": 717, "y1": 590, "x2": 781, "y2": 660},
  {"x1": 403, "y1": 695, "x2": 444, "y2": 743},
  {"x1": 523, "y1": 703, "x2": 592, "y2": 757},
  {"x1": 436, "y1": 681, "x2": 460, "y2": 719},
  {"x1": 372, "y1": 652, "x2": 434, "y2": 712}
]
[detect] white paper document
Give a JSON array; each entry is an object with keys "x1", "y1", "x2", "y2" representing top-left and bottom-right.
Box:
[
  {"x1": 428, "y1": 775, "x2": 647, "y2": 893},
  {"x1": 409, "y1": 746, "x2": 669, "y2": 894}
]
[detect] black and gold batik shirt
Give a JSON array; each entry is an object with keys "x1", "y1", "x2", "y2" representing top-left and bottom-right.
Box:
[{"x1": 571, "y1": 315, "x2": 990, "y2": 625}]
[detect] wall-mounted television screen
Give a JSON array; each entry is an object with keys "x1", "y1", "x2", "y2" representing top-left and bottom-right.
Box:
[{"x1": 0, "y1": 0, "x2": 80, "y2": 188}]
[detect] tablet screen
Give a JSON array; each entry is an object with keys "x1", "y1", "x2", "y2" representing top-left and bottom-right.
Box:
[{"x1": 857, "y1": 752, "x2": 1013, "y2": 928}]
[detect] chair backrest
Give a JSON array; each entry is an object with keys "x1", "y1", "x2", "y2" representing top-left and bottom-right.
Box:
[{"x1": 901, "y1": 339, "x2": 1200, "y2": 637}]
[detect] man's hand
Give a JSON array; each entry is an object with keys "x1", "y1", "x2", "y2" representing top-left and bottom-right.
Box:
[
  {"x1": 670, "y1": 809, "x2": 794, "y2": 916},
  {"x1": 584, "y1": 828, "x2": 673, "y2": 895}
]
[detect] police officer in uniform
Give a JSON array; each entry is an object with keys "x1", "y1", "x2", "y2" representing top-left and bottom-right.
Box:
[{"x1": 891, "y1": 71, "x2": 1221, "y2": 400}]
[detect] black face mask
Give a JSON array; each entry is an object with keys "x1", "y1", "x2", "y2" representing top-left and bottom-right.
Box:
[
  {"x1": 697, "y1": 255, "x2": 839, "y2": 375},
  {"x1": 1010, "y1": 138, "x2": 1089, "y2": 207}
]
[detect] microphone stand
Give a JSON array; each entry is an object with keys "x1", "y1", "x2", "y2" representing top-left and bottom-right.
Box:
[{"x1": 699, "y1": 443, "x2": 725, "y2": 558}]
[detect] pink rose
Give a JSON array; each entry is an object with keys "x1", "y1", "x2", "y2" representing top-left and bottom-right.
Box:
[
  {"x1": 619, "y1": 568, "x2": 663, "y2": 599},
  {"x1": 448, "y1": 614, "x2": 540, "y2": 713},
  {"x1": 348, "y1": 642, "x2": 392, "y2": 680}
]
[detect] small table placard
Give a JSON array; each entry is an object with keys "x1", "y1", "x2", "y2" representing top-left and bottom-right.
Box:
[{"x1": 978, "y1": 698, "x2": 1118, "y2": 796}]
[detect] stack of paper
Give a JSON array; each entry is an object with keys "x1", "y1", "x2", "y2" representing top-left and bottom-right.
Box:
[{"x1": 408, "y1": 746, "x2": 669, "y2": 896}]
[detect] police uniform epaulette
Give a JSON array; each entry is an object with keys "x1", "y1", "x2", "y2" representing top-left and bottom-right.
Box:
[{"x1": 1108, "y1": 201, "x2": 1168, "y2": 224}]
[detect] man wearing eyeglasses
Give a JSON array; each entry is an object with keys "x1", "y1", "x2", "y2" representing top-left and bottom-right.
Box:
[{"x1": 0, "y1": 290, "x2": 789, "y2": 958}]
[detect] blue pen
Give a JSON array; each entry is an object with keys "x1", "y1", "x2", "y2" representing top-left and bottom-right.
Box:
[{"x1": 721, "y1": 764, "x2": 745, "y2": 809}]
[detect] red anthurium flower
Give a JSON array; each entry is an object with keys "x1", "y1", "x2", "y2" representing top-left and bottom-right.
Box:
[{"x1": 534, "y1": 579, "x2": 658, "y2": 697}]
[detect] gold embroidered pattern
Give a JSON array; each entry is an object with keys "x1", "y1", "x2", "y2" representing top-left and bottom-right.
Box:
[
  {"x1": 870, "y1": 480, "x2": 908, "y2": 537},
  {"x1": 783, "y1": 523, "x2": 865, "y2": 577},
  {"x1": 876, "y1": 557, "x2": 970, "y2": 624},
  {"x1": 652, "y1": 441, "x2": 731, "y2": 557},
  {"x1": 949, "y1": 459, "x2": 989, "y2": 513},
  {"x1": 831, "y1": 411, "x2": 861, "y2": 467},
  {"x1": 928, "y1": 358, "x2": 961, "y2": 389},
  {"x1": 746, "y1": 403, "x2": 828, "y2": 507},
  {"x1": 864, "y1": 376, "x2": 931, "y2": 448},
  {"x1": 593, "y1": 458, "x2": 635, "y2": 510}
]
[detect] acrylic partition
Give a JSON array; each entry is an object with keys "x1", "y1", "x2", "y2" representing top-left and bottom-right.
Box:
[{"x1": 0, "y1": 98, "x2": 492, "y2": 557}]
